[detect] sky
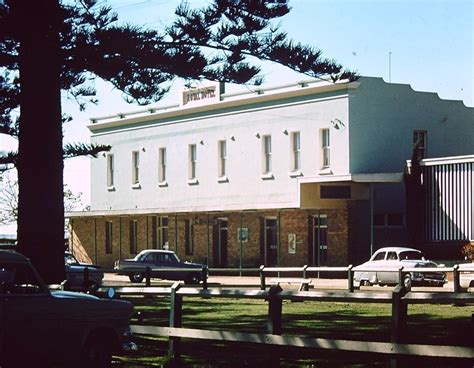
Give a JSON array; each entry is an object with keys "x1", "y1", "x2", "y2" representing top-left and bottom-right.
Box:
[{"x1": 1, "y1": 0, "x2": 473, "y2": 233}]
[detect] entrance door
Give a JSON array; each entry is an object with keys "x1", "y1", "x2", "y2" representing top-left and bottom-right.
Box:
[
  {"x1": 312, "y1": 214, "x2": 328, "y2": 266},
  {"x1": 213, "y1": 219, "x2": 228, "y2": 267},
  {"x1": 265, "y1": 218, "x2": 278, "y2": 266}
]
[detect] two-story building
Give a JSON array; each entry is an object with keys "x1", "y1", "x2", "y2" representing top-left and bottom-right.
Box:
[{"x1": 67, "y1": 77, "x2": 473, "y2": 269}]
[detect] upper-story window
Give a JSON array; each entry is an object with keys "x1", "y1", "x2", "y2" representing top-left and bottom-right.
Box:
[
  {"x1": 413, "y1": 130, "x2": 427, "y2": 159},
  {"x1": 291, "y1": 131, "x2": 301, "y2": 172},
  {"x1": 262, "y1": 135, "x2": 272, "y2": 174},
  {"x1": 188, "y1": 144, "x2": 197, "y2": 180},
  {"x1": 218, "y1": 140, "x2": 227, "y2": 178},
  {"x1": 320, "y1": 128, "x2": 330, "y2": 168},
  {"x1": 106, "y1": 154, "x2": 114, "y2": 188},
  {"x1": 132, "y1": 151, "x2": 140, "y2": 185},
  {"x1": 158, "y1": 147, "x2": 167, "y2": 183}
]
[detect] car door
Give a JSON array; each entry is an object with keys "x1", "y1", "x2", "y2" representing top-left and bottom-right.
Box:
[{"x1": 378, "y1": 251, "x2": 400, "y2": 284}]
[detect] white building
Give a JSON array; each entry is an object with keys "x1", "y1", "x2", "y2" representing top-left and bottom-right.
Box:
[{"x1": 68, "y1": 77, "x2": 474, "y2": 268}]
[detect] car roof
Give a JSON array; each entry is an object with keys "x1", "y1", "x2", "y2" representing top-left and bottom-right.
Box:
[
  {"x1": 0, "y1": 250, "x2": 29, "y2": 263},
  {"x1": 375, "y1": 247, "x2": 421, "y2": 253},
  {"x1": 138, "y1": 249, "x2": 175, "y2": 254}
]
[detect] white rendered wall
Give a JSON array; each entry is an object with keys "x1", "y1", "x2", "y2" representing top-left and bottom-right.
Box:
[{"x1": 90, "y1": 91, "x2": 350, "y2": 212}]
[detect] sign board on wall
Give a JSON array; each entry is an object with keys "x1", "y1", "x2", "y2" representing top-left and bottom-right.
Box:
[
  {"x1": 181, "y1": 82, "x2": 225, "y2": 107},
  {"x1": 288, "y1": 234, "x2": 296, "y2": 254}
]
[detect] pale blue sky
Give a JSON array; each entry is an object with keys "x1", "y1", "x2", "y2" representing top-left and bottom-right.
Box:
[{"x1": 1, "y1": 0, "x2": 473, "y2": 221}]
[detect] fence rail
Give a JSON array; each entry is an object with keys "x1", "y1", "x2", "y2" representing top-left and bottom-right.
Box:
[{"x1": 109, "y1": 281, "x2": 474, "y2": 365}]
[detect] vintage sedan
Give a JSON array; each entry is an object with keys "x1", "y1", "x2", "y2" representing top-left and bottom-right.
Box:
[
  {"x1": 354, "y1": 247, "x2": 446, "y2": 288},
  {"x1": 64, "y1": 251, "x2": 104, "y2": 291},
  {"x1": 0, "y1": 250, "x2": 136, "y2": 367},
  {"x1": 115, "y1": 249, "x2": 206, "y2": 284}
]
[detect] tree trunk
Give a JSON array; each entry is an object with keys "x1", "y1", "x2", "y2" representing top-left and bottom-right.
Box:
[{"x1": 11, "y1": 0, "x2": 65, "y2": 284}]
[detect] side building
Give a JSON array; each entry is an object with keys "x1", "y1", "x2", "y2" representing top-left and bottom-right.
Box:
[{"x1": 67, "y1": 77, "x2": 474, "y2": 269}]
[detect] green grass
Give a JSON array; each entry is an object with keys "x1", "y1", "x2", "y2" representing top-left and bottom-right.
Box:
[{"x1": 113, "y1": 296, "x2": 474, "y2": 367}]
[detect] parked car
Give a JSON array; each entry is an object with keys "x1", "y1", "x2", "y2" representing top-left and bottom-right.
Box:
[
  {"x1": 353, "y1": 247, "x2": 446, "y2": 288},
  {"x1": 114, "y1": 249, "x2": 206, "y2": 284},
  {"x1": 64, "y1": 251, "x2": 104, "y2": 291},
  {"x1": 0, "y1": 250, "x2": 137, "y2": 367},
  {"x1": 459, "y1": 263, "x2": 474, "y2": 288}
]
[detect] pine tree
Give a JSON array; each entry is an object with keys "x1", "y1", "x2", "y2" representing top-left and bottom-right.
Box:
[{"x1": 0, "y1": 0, "x2": 357, "y2": 283}]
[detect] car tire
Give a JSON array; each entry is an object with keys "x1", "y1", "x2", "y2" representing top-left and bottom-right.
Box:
[
  {"x1": 185, "y1": 273, "x2": 201, "y2": 285},
  {"x1": 403, "y1": 274, "x2": 412, "y2": 291},
  {"x1": 82, "y1": 335, "x2": 112, "y2": 368},
  {"x1": 129, "y1": 272, "x2": 144, "y2": 283}
]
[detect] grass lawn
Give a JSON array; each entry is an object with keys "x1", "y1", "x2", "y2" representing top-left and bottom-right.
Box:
[{"x1": 113, "y1": 295, "x2": 474, "y2": 367}]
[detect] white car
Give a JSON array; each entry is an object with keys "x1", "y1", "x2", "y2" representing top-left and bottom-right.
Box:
[
  {"x1": 354, "y1": 247, "x2": 446, "y2": 288},
  {"x1": 459, "y1": 263, "x2": 474, "y2": 288}
]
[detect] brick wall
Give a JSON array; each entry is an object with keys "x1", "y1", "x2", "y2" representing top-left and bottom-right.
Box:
[{"x1": 69, "y1": 207, "x2": 352, "y2": 269}]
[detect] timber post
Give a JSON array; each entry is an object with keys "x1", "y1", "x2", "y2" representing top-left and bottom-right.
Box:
[
  {"x1": 391, "y1": 285, "x2": 408, "y2": 344},
  {"x1": 168, "y1": 281, "x2": 183, "y2": 360}
]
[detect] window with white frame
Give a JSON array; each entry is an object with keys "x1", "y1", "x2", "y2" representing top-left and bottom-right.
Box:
[
  {"x1": 413, "y1": 130, "x2": 427, "y2": 159},
  {"x1": 132, "y1": 151, "x2": 140, "y2": 185},
  {"x1": 188, "y1": 144, "x2": 197, "y2": 180},
  {"x1": 321, "y1": 128, "x2": 330, "y2": 168},
  {"x1": 291, "y1": 131, "x2": 301, "y2": 171},
  {"x1": 158, "y1": 147, "x2": 166, "y2": 183},
  {"x1": 262, "y1": 135, "x2": 272, "y2": 174},
  {"x1": 218, "y1": 140, "x2": 227, "y2": 177},
  {"x1": 106, "y1": 154, "x2": 114, "y2": 187}
]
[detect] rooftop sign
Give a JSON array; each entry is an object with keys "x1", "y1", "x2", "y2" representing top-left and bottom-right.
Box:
[{"x1": 181, "y1": 82, "x2": 224, "y2": 107}]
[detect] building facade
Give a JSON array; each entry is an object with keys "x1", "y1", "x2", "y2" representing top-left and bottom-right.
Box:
[{"x1": 68, "y1": 77, "x2": 474, "y2": 268}]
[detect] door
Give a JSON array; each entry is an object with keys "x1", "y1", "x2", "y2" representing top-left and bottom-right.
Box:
[
  {"x1": 217, "y1": 219, "x2": 228, "y2": 267},
  {"x1": 265, "y1": 218, "x2": 278, "y2": 266},
  {"x1": 312, "y1": 214, "x2": 328, "y2": 266}
]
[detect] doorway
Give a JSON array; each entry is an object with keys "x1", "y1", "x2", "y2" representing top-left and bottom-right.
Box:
[
  {"x1": 264, "y1": 218, "x2": 278, "y2": 266},
  {"x1": 213, "y1": 218, "x2": 228, "y2": 267},
  {"x1": 311, "y1": 214, "x2": 328, "y2": 266}
]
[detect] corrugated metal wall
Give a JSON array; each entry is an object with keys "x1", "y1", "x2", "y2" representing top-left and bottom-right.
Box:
[{"x1": 423, "y1": 162, "x2": 473, "y2": 242}]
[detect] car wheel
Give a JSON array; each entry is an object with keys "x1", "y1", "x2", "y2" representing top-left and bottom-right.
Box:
[
  {"x1": 185, "y1": 273, "x2": 201, "y2": 285},
  {"x1": 129, "y1": 272, "x2": 144, "y2": 283},
  {"x1": 360, "y1": 280, "x2": 371, "y2": 287},
  {"x1": 403, "y1": 274, "x2": 412, "y2": 291},
  {"x1": 88, "y1": 281, "x2": 100, "y2": 292},
  {"x1": 82, "y1": 336, "x2": 112, "y2": 368}
]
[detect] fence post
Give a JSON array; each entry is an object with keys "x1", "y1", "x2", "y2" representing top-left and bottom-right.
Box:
[
  {"x1": 260, "y1": 265, "x2": 266, "y2": 290},
  {"x1": 348, "y1": 265, "x2": 354, "y2": 292},
  {"x1": 267, "y1": 284, "x2": 282, "y2": 368},
  {"x1": 83, "y1": 267, "x2": 89, "y2": 293},
  {"x1": 303, "y1": 265, "x2": 308, "y2": 279},
  {"x1": 453, "y1": 265, "x2": 462, "y2": 293},
  {"x1": 202, "y1": 266, "x2": 208, "y2": 290},
  {"x1": 145, "y1": 266, "x2": 151, "y2": 287},
  {"x1": 168, "y1": 282, "x2": 182, "y2": 360},
  {"x1": 391, "y1": 285, "x2": 408, "y2": 343}
]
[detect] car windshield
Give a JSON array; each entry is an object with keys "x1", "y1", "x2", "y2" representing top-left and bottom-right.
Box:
[{"x1": 399, "y1": 251, "x2": 423, "y2": 260}]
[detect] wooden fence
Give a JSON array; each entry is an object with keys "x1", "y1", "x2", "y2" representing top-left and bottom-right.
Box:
[{"x1": 98, "y1": 280, "x2": 474, "y2": 366}]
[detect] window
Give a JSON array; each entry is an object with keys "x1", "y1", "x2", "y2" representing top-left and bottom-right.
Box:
[
  {"x1": 321, "y1": 128, "x2": 330, "y2": 168},
  {"x1": 158, "y1": 147, "x2": 166, "y2": 183},
  {"x1": 105, "y1": 221, "x2": 113, "y2": 254},
  {"x1": 218, "y1": 140, "x2": 227, "y2": 177},
  {"x1": 185, "y1": 219, "x2": 194, "y2": 255},
  {"x1": 291, "y1": 131, "x2": 301, "y2": 171},
  {"x1": 320, "y1": 186, "x2": 351, "y2": 199},
  {"x1": 132, "y1": 151, "x2": 140, "y2": 185},
  {"x1": 106, "y1": 154, "x2": 114, "y2": 187},
  {"x1": 262, "y1": 135, "x2": 272, "y2": 174},
  {"x1": 413, "y1": 130, "x2": 427, "y2": 159},
  {"x1": 188, "y1": 144, "x2": 197, "y2": 180},
  {"x1": 152, "y1": 216, "x2": 169, "y2": 249},
  {"x1": 129, "y1": 220, "x2": 138, "y2": 254},
  {"x1": 373, "y1": 251, "x2": 386, "y2": 261}
]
